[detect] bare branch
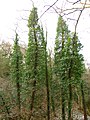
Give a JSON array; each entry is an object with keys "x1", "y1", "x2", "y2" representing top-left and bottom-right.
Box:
[
  {"x1": 74, "y1": 0, "x2": 87, "y2": 34},
  {"x1": 73, "y1": 0, "x2": 81, "y2": 5},
  {"x1": 44, "y1": 5, "x2": 61, "y2": 16},
  {"x1": 67, "y1": 18, "x2": 77, "y2": 21},
  {"x1": 61, "y1": 7, "x2": 81, "y2": 12},
  {"x1": 56, "y1": 6, "x2": 90, "y2": 13},
  {"x1": 21, "y1": 17, "x2": 28, "y2": 21},
  {"x1": 66, "y1": 0, "x2": 74, "y2": 4},
  {"x1": 29, "y1": 0, "x2": 34, "y2": 7},
  {"x1": 16, "y1": 9, "x2": 29, "y2": 12},
  {"x1": 38, "y1": 0, "x2": 59, "y2": 20},
  {"x1": 62, "y1": 9, "x2": 81, "y2": 17},
  {"x1": 79, "y1": 2, "x2": 90, "y2": 5}
]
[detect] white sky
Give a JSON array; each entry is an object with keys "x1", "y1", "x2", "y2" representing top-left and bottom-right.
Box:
[{"x1": 0, "y1": 0, "x2": 90, "y2": 64}]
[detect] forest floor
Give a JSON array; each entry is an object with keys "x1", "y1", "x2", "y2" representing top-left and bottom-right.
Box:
[
  {"x1": 53, "y1": 109, "x2": 90, "y2": 120},
  {"x1": 0, "y1": 111, "x2": 90, "y2": 120}
]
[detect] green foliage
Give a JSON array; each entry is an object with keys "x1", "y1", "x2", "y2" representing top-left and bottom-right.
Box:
[
  {"x1": 25, "y1": 7, "x2": 41, "y2": 80},
  {"x1": 24, "y1": 7, "x2": 48, "y2": 119},
  {"x1": 11, "y1": 33, "x2": 23, "y2": 83},
  {"x1": 10, "y1": 33, "x2": 23, "y2": 119},
  {"x1": 54, "y1": 16, "x2": 85, "y2": 119},
  {"x1": 28, "y1": 7, "x2": 38, "y2": 28},
  {"x1": 0, "y1": 48, "x2": 10, "y2": 78}
]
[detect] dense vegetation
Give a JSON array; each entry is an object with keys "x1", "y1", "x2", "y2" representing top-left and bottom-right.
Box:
[{"x1": 0, "y1": 6, "x2": 90, "y2": 120}]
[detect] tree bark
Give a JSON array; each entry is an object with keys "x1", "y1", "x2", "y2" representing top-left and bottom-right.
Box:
[
  {"x1": 45, "y1": 43, "x2": 50, "y2": 120},
  {"x1": 68, "y1": 59, "x2": 73, "y2": 120},
  {"x1": 81, "y1": 82, "x2": 87, "y2": 120},
  {"x1": 61, "y1": 86, "x2": 66, "y2": 120},
  {"x1": 16, "y1": 51, "x2": 21, "y2": 120}
]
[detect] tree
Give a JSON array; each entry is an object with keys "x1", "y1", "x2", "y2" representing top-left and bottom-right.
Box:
[
  {"x1": 54, "y1": 15, "x2": 86, "y2": 120},
  {"x1": 25, "y1": 6, "x2": 49, "y2": 119},
  {"x1": 44, "y1": 31, "x2": 50, "y2": 120},
  {"x1": 25, "y1": 7, "x2": 39, "y2": 119},
  {"x1": 54, "y1": 16, "x2": 70, "y2": 120},
  {"x1": 72, "y1": 34, "x2": 87, "y2": 120},
  {"x1": 10, "y1": 33, "x2": 23, "y2": 119},
  {"x1": 0, "y1": 42, "x2": 11, "y2": 78}
]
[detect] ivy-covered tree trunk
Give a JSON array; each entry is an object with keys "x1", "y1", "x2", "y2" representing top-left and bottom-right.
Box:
[
  {"x1": 67, "y1": 33, "x2": 85, "y2": 120},
  {"x1": 54, "y1": 16, "x2": 69, "y2": 120},
  {"x1": 16, "y1": 54, "x2": 21, "y2": 117},
  {"x1": 48, "y1": 51, "x2": 56, "y2": 117},
  {"x1": 28, "y1": 24, "x2": 38, "y2": 120},
  {"x1": 45, "y1": 56, "x2": 50, "y2": 120},
  {"x1": 45, "y1": 33, "x2": 50, "y2": 120},
  {"x1": 15, "y1": 35, "x2": 21, "y2": 118},
  {"x1": 11, "y1": 33, "x2": 23, "y2": 119},
  {"x1": 61, "y1": 85, "x2": 66, "y2": 120},
  {"x1": 81, "y1": 82, "x2": 87, "y2": 120},
  {"x1": 68, "y1": 60, "x2": 72, "y2": 120},
  {"x1": 26, "y1": 7, "x2": 48, "y2": 119},
  {"x1": 61, "y1": 24, "x2": 66, "y2": 120}
]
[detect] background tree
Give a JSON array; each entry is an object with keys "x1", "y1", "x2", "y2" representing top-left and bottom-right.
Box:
[
  {"x1": 54, "y1": 15, "x2": 86, "y2": 120},
  {"x1": 0, "y1": 41, "x2": 11, "y2": 78},
  {"x1": 10, "y1": 33, "x2": 23, "y2": 119},
  {"x1": 25, "y1": 6, "x2": 49, "y2": 119},
  {"x1": 54, "y1": 16, "x2": 70, "y2": 120}
]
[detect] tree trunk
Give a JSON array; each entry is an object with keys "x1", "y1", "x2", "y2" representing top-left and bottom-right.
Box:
[
  {"x1": 68, "y1": 84, "x2": 72, "y2": 120},
  {"x1": 45, "y1": 43, "x2": 50, "y2": 120},
  {"x1": 68, "y1": 60, "x2": 72, "y2": 120},
  {"x1": 28, "y1": 25, "x2": 38, "y2": 120},
  {"x1": 16, "y1": 81, "x2": 21, "y2": 119},
  {"x1": 49, "y1": 51, "x2": 56, "y2": 118},
  {"x1": 61, "y1": 87, "x2": 66, "y2": 120},
  {"x1": 81, "y1": 82, "x2": 87, "y2": 120},
  {"x1": 61, "y1": 21, "x2": 66, "y2": 120},
  {"x1": 16, "y1": 55, "x2": 21, "y2": 120}
]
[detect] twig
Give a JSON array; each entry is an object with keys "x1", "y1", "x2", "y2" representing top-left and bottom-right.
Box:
[
  {"x1": 74, "y1": 0, "x2": 87, "y2": 34},
  {"x1": 62, "y1": 9, "x2": 81, "y2": 17},
  {"x1": 73, "y1": 0, "x2": 81, "y2": 5},
  {"x1": 44, "y1": 5, "x2": 61, "y2": 16},
  {"x1": 66, "y1": 0, "x2": 74, "y2": 4},
  {"x1": 38, "y1": 0, "x2": 59, "y2": 20},
  {"x1": 67, "y1": 18, "x2": 77, "y2": 21},
  {"x1": 56, "y1": 6, "x2": 90, "y2": 13}
]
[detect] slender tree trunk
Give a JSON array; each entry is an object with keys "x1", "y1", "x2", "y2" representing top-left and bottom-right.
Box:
[
  {"x1": 16, "y1": 55, "x2": 21, "y2": 120},
  {"x1": 68, "y1": 60, "x2": 72, "y2": 120},
  {"x1": 28, "y1": 26, "x2": 38, "y2": 120},
  {"x1": 50, "y1": 78, "x2": 56, "y2": 118},
  {"x1": 61, "y1": 23, "x2": 66, "y2": 120},
  {"x1": 50, "y1": 78, "x2": 56, "y2": 117},
  {"x1": 68, "y1": 84, "x2": 72, "y2": 120},
  {"x1": 28, "y1": 80, "x2": 36, "y2": 120},
  {"x1": 16, "y1": 81, "x2": 21, "y2": 119},
  {"x1": 81, "y1": 82, "x2": 87, "y2": 120},
  {"x1": 46, "y1": 73, "x2": 50, "y2": 120},
  {"x1": 45, "y1": 44, "x2": 50, "y2": 120},
  {"x1": 61, "y1": 86, "x2": 66, "y2": 120},
  {"x1": 49, "y1": 51, "x2": 56, "y2": 117}
]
